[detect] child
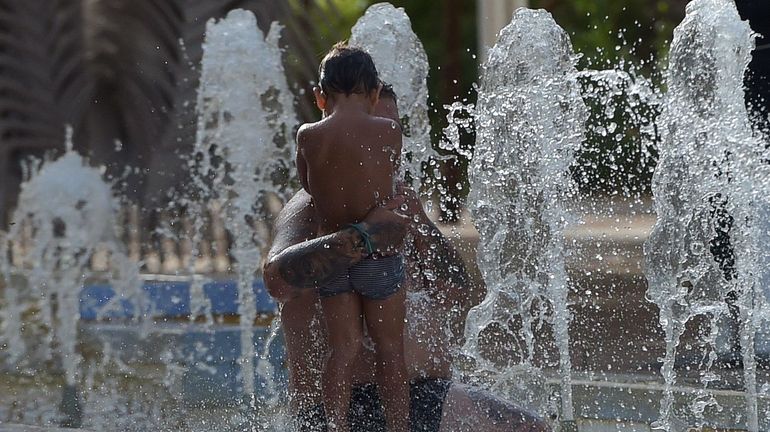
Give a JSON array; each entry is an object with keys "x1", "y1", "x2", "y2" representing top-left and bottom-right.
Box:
[{"x1": 295, "y1": 43, "x2": 409, "y2": 432}]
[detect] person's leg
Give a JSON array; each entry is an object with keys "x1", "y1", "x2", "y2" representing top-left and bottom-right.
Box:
[
  {"x1": 439, "y1": 383, "x2": 551, "y2": 432},
  {"x1": 322, "y1": 292, "x2": 364, "y2": 432},
  {"x1": 362, "y1": 288, "x2": 410, "y2": 432}
]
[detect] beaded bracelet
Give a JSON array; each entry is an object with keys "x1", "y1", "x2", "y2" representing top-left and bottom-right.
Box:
[{"x1": 348, "y1": 223, "x2": 375, "y2": 255}]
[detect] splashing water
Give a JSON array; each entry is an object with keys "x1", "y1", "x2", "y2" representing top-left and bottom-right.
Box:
[
  {"x1": 350, "y1": 3, "x2": 444, "y2": 190},
  {"x1": 0, "y1": 128, "x2": 142, "y2": 386},
  {"x1": 461, "y1": 8, "x2": 587, "y2": 422},
  {"x1": 575, "y1": 68, "x2": 661, "y2": 198},
  {"x1": 192, "y1": 8, "x2": 297, "y2": 413},
  {"x1": 644, "y1": 0, "x2": 768, "y2": 430},
  {"x1": 0, "y1": 2, "x2": 768, "y2": 430}
]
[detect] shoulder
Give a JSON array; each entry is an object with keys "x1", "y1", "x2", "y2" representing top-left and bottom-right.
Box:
[
  {"x1": 368, "y1": 116, "x2": 402, "y2": 140},
  {"x1": 296, "y1": 121, "x2": 324, "y2": 147},
  {"x1": 296, "y1": 122, "x2": 316, "y2": 140},
  {"x1": 369, "y1": 115, "x2": 401, "y2": 132},
  {"x1": 297, "y1": 121, "x2": 319, "y2": 135}
]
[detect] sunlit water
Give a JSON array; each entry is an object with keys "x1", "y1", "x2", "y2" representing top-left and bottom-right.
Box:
[
  {"x1": 460, "y1": 8, "x2": 586, "y2": 422},
  {"x1": 0, "y1": 2, "x2": 769, "y2": 431},
  {"x1": 350, "y1": 2, "x2": 451, "y2": 199},
  {"x1": 645, "y1": 0, "x2": 770, "y2": 430},
  {"x1": 189, "y1": 8, "x2": 297, "y2": 428}
]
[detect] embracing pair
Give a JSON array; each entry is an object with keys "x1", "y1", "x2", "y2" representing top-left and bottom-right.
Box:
[{"x1": 264, "y1": 42, "x2": 549, "y2": 432}]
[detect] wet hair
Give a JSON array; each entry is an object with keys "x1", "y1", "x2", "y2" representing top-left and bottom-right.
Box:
[
  {"x1": 379, "y1": 82, "x2": 398, "y2": 106},
  {"x1": 319, "y1": 42, "x2": 379, "y2": 96}
]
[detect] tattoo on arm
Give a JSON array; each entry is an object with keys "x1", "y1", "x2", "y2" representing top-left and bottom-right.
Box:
[{"x1": 276, "y1": 227, "x2": 364, "y2": 289}]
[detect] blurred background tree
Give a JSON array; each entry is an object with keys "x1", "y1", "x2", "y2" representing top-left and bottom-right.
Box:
[
  {"x1": 532, "y1": 0, "x2": 687, "y2": 198},
  {"x1": 284, "y1": 0, "x2": 687, "y2": 216},
  {"x1": 532, "y1": 0, "x2": 687, "y2": 72},
  {"x1": 0, "y1": 0, "x2": 697, "y2": 227}
]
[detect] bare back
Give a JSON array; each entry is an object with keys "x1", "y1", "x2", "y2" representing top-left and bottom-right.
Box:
[{"x1": 297, "y1": 110, "x2": 402, "y2": 233}]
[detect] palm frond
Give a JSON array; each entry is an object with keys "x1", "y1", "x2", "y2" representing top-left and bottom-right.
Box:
[
  {"x1": 84, "y1": 0, "x2": 286, "y2": 205},
  {"x1": 0, "y1": 0, "x2": 91, "y2": 224},
  {"x1": 81, "y1": 0, "x2": 190, "y2": 203},
  {"x1": 0, "y1": 0, "x2": 352, "y2": 225}
]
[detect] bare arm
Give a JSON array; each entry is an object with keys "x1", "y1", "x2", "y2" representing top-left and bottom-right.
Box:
[
  {"x1": 263, "y1": 191, "x2": 410, "y2": 303},
  {"x1": 399, "y1": 184, "x2": 476, "y2": 306},
  {"x1": 269, "y1": 227, "x2": 365, "y2": 294}
]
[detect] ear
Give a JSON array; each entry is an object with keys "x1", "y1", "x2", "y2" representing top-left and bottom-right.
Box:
[
  {"x1": 313, "y1": 86, "x2": 327, "y2": 111},
  {"x1": 370, "y1": 82, "x2": 383, "y2": 108}
]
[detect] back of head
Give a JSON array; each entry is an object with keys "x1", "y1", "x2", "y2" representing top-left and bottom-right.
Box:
[{"x1": 319, "y1": 42, "x2": 379, "y2": 96}]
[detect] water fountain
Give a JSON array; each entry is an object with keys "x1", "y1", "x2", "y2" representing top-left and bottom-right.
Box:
[
  {"x1": 461, "y1": 8, "x2": 587, "y2": 427},
  {"x1": 191, "y1": 9, "x2": 297, "y2": 419},
  {"x1": 0, "y1": 9, "x2": 295, "y2": 430},
  {"x1": 350, "y1": 2, "x2": 447, "y2": 197},
  {"x1": 0, "y1": 128, "x2": 143, "y2": 427},
  {"x1": 0, "y1": 1, "x2": 768, "y2": 431},
  {"x1": 645, "y1": 0, "x2": 770, "y2": 430}
]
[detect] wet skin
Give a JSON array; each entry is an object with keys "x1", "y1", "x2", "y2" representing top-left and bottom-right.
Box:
[
  {"x1": 264, "y1": 96, "x2": 551, "y2": 432},
  {"x1": 296, "y1": 89, "x2": 408, "y2": 432},
  {"x1": 263, "y1": 187, "x2": 550, "y2": 432}
]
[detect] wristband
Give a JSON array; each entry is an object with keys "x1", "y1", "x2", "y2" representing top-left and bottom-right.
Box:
[{"x1": 349, "y1": 223, "x2": 375, "y2": 255}]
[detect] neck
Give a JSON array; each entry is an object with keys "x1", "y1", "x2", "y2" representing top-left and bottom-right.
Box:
[{"x1": 325, "y1": 93, "x2": 372, "y2": 115}]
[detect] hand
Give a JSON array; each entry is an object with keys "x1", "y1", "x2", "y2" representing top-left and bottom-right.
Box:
[
  {"x1": 394, "y1": 182, "x2": 430, "y2": 224},
  {"x1": 362, "y1": 195, "x2": 410, "y2": 253}
]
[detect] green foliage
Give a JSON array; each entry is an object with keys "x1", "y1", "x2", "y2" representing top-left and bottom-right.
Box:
[
  {"x1": 531, "y1": 0, "x2": 685, "y2": 72},
  {"x1": 283, "y1": 1, "x2": 370, "y2": 121},
  {"x1": 289, "y1": 0, "x2": 365, "y2": 46},
  {"x1": 573, "y1": 73, "x2": 660, "y2": 196},
  {"x1": 374, "y1": 1, "x2": 478, "y2": 217},
  {"x1": 289, "y1": 0, "x2": 478, "y2": 217},
  {"x1": 290, "y1": 0, "x2": 689, "y2": 199}
]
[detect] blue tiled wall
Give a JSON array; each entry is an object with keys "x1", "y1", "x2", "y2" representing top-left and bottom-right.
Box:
[{"x1": 79, "y1": 279, "x2": 277, "y2": 320}]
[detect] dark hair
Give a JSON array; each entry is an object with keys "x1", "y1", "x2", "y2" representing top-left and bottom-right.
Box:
[
  {"x1": 379, "y1": 82, "x2": 398, "y2": 106},
  {"x1": 319, "y1": 42, "x2": 379, "y2": 96}
]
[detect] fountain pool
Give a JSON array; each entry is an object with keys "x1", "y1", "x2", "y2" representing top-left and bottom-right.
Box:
[{"x1": 1, "y1": 1, "x2": 770, "y2": 431}]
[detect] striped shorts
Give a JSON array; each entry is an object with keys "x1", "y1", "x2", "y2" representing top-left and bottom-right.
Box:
[{"x1": 319, "y1": 254, "x2": 404, "y2": 300}]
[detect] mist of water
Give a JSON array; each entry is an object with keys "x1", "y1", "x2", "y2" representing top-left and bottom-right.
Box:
[
  {"x1": 350, "y1": 2, "x2": 447, "y2": 193},
  {"x1": 0, "y1": 128, "x2": 142, "y2": 386},
  {"x1": 2, "y1": 2, "x2": 769, "y2": 430},
  {"x1": 191, "y1": 8, "x2": 297, "y2": 416}
]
